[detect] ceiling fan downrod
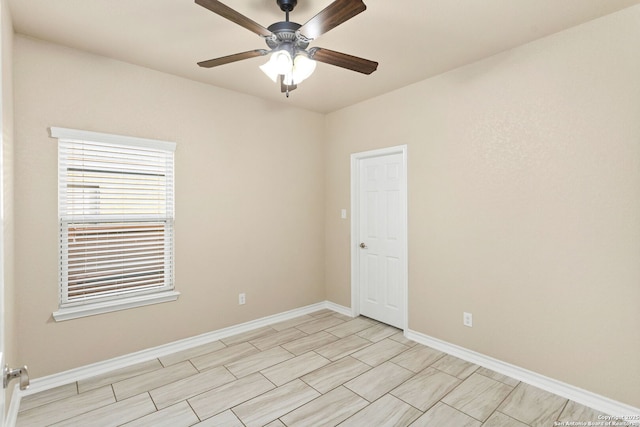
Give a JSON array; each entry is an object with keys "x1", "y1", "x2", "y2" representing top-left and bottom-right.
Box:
[{"x1": 276, "y1": 0, "x2": 297, "y2": 22}]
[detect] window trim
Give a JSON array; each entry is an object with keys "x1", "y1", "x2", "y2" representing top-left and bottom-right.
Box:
[
  {"x1": 50, "y1": 127, "x2": 179, "y2": 321},
  {"x1": 52, "y1": 291, "x2": 180, "y2": 322},
  {"x1": 50, "y1": 127, "x2": 176, "y2": 152}
]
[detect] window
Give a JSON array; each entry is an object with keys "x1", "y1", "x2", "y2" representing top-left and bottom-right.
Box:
[{"x1": 51, "y1": 127, "x2": 178, "y2": 321}]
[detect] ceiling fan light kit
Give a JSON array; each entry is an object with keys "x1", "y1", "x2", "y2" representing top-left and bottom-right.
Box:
[{"x1": 195, "y1": 0, "x2": 378, "y2": 97}]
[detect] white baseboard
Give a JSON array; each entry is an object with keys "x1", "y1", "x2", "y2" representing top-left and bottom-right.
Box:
[
  {"x1": 325, "y1": 301, "x2": 352, "y2": 317},
  {"x1": 7, "y1": 300, "x2": 345, "y2": 426},
  {"x1": 405, "y1": 329, "x2": 640, "y2": 420}
]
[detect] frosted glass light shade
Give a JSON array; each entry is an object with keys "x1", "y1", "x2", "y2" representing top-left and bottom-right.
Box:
[
  {"x1": 260, "y1": 50, "x2": 293, "y2": 82},
  {"x1": 292, "y1": 54, "x2": 316, "y2": 84},
  {"x1": 281, "y1": 54, "x2": 317, "y2": 86}
]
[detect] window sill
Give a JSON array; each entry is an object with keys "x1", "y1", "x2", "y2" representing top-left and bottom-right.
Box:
[{"x1": 52, "y1": 291, "x2": 181, "y2": 322}]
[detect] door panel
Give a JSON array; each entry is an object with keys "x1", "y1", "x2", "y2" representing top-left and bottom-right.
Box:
[
  {"x1": 357, "y1": 152, "x2": 406, "y2": 328},
  {"x1": 365, "y1": 254, "x2": 378, "y2": 303}
]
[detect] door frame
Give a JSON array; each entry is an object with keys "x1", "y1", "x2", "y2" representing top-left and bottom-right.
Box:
[
  {"x1": 350, "y1": 145, "x2": 408, "y2": 330},
  {"x1": 0, "y1": 0, "x2": 6, "y2": 420}
]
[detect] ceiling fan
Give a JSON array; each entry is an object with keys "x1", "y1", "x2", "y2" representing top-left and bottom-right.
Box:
[{"x1": 195, "y1": 0, "x2": 378, "y2": 96}]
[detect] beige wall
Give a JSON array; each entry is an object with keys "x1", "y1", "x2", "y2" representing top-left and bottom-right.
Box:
[
  {"x1": 2, "y1": 0, "x2": 17, "y2": 406},
  {"x1": 325, "y1": 6, "x2": 640, "y2": 408},
  {"x1": 13, "y1": 36, "x2": 326, "y2": 377}
]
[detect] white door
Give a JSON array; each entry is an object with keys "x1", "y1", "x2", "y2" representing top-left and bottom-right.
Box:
[{"x1": 352, "y1": 147, "x2": 407, "y2": 329}]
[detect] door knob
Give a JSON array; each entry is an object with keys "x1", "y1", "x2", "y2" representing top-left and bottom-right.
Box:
[
  {"x1": 359, "y1": 242, "x2": 367, "y2": 249},
  {"x1": 3, "y1": 364, "x2": 29, "y2": 390}
]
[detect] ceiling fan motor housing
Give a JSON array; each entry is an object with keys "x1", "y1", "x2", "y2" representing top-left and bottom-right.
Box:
[{"x1": 265, "y1": 21, "x2": 310, "y2": 50}]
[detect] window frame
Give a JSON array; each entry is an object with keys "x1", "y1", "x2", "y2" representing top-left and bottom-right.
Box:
[{"x1": 50, "y1": 127, "x2": 179, "y2": 321}]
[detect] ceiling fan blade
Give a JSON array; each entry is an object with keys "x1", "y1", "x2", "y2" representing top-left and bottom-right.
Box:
[
  {"x1": 298, "y1": 0, "x2": 366, "y2": 40},
  {"x1": 310, "y1": 47, "x2": 378, "y2": 75},
  {"x1": 280, "y1": 75, "x2": 297, "y2": 93},
  {"x1": 195, "y1": 0, "x2": 272, "y2": 37},
  {"x1": 198, "y1": 49, "x2": 268, "y2": 68}
]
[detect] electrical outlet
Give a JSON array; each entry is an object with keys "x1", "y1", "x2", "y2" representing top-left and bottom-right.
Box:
[
  {"x1": 239, "y1": 293, "x2": 246, "y2": 305},
  {"x1": 463, "y1": 312, "x2": 473, "y2": 327}
]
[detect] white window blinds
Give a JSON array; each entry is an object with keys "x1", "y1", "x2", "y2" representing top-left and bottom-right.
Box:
[{"x1": 52, "y1": 127, "x2": 176, "y2": 307}]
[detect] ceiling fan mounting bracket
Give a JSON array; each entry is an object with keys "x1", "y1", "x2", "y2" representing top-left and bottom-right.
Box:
[{"x1": 276, "y1": 0, "x2": 297, "y2": 13}]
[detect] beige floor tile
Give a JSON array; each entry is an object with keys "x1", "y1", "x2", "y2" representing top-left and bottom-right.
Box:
[
  {"x1": 16, "y1": 386, "x2": 115, "y2": 427},
  {"x1": 232, "y1": 379, "x2": 320, "y2": 427},
  {"x1": 249, "y1": 327, "x2": 308, "y2": 351},
  {"x1": 16, "y1": 314, "x2": 582, "y2": 427},
  {"x1": 77, "y1": 359, "x2": 163, "y2": 393},
  {"x1": 260, "y1": 351, "x2": 331, "y2": 386},
  {"x1": 391, "y1": 344, "x2": 445, "y2": 372},
  {"x1": 432, "y1": 354, "x2": 479, "y2": 379},
  {"x1": 410, "y1": 402, "x2": 482, "y2": 427},
  {"x1": 193, "y1": 409, "x2": 244, "y2": 426},
  {"x1": 325, "y1": 317, "x2": 375, "y2": 338},
  {"x1": 498, "y1": 382, "x2": 568, "y2": 427},
  {"x1": 281, "y1": 331, "x2": 339, "y2": 355},
  {"x1": 188, "y1": 373, "x2": 275, "y2": 420},
  {"x1": 345, "y1": 361, "x2": 414, "y2": 402},
  {"x1": 351, "y1": 338, "x2": 409, "y2": 366},
  {"x1": 19, "y1": 383, "x2": 78, "y2": 412},
  {"x1": 190, "y1": 342, "x2": 259, "y2": 371},
  {"x1": 301, "y1": 356, "x2": 371, "y2": 394},
  {"x1": 308, "y1": 308, "x2": 335, "y2": 318},
  {"x1": 357, "y1": 323, "x2": 401, "y2": 342},
  {"x1": 150, "y1": 365, "x2": 236, "y2": 409},
  {"x1": 122, "y1": 401, "x2": 199, "y2": 427},
  {"x1": 476, "y1": 367, "x2": 521, "y2": 387},
  {"x1": 295, "y1": 315, "x2": 345, "y2": 334},
  {"x1": 158, "y1": 340, "x2": 226, "y2": 367},
  {"x1": 339, "y1": 394, "x2": 422, "y2": 427},
  {"x1": 558, "y1": 400, "x2": 607, "y2": 422},
  {"x1": 442, "y1": 373, "x2": 514, "y2": 421},
  {"x1": 270, "y1": 315, "x2": 315, "y2": 331},
  {"x1": 112, "y1": 360, "x2": 198, "y2": 401},
  {"x1": 391, "y1": 366, "x2": 461, "y2": 411},
  {"x1": 280, "y1": 386, "x2": 368, "y2": 427},
  {"x1": 558, "y1": 400, "x2": 606, "y2": 425},
  {"x1": 314, "y1": 335, "x2": 372, "y2": 361},
  {"x1": 225, "y1": 346, "x2": 293, "y2": 378},
  {"x1": 483, "y1": 411, "x2": 530, "y2": 427},
  {"x1": 220, "y1": 326, "x2": 277, "y2": 346},
  {"x1": 50, "y1": 393, "x2": 156, "y2": 427}
]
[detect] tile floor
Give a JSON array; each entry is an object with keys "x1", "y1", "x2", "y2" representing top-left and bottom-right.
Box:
[{"x1": 16, "y1": 309, "x2": 613, "y2": 427}]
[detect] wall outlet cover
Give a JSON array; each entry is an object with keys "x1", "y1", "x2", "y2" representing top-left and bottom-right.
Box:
[{"x1": 463, "y1": 312, "x2": 473, "y2": 327}]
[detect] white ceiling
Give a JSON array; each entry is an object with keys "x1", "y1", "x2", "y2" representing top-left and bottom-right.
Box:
[{"x1": 8, "y1": 0, "x2": 640, "y2": 113}]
